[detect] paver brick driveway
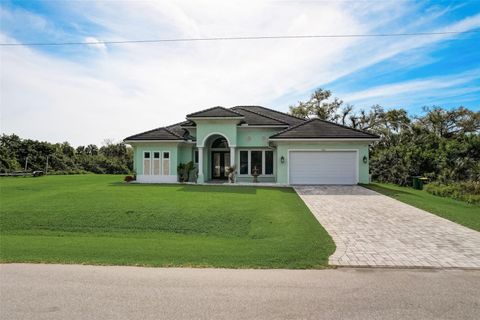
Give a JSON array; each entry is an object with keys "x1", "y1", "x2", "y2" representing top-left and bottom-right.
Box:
[{"x1": 295, "y1": 186, "x2": 480, "y2": 269}]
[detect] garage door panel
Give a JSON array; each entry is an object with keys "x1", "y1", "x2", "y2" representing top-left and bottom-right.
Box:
[{"x1": 289, "y1": 151, "x2": 357, "y2": 185}]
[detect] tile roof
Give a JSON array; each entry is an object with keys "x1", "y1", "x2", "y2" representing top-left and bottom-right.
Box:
[
  {"x1": 124, "y1": 106, "x2": 378, "y2": 141},
  {"x1": 231, "y1": 106, "x2": 289, "y2": 126},
  {"x1": 234, "y1": 105, "x2": 305, "y2": 126},
  {"x1": 124, "y1": 124, "x2": 186, "y2": 141},
  {"x1": 186, "y1": 106, "x2": 244, "y2": 118},
  {"x1": 269, "y1": 118, "x2": 380, "y2": 139},
  {"x1": 166, "y1": 122, "x2": 196, "y2": 140}
]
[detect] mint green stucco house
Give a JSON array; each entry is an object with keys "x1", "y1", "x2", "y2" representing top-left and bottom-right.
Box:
[{"x1": 124, "y1": 106, "x2": 379, "y2": 185}]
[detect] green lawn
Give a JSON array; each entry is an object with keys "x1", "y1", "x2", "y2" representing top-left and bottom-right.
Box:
[
  {"x1": 0, "y1": 175, "x2": 334, "y2": 269},
  {"x1": 365, "y1": 183, "x2": 480, "y2": 232}
]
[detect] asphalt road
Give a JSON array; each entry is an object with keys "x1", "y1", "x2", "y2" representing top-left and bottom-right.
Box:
[{"x1": 1, "y1": 264, "x2": 479, "y2": 320}]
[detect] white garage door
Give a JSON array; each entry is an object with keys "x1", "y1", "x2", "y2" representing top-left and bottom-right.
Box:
[{"x1": 289, "y1": 151, "x2": 357, "y2": 185}]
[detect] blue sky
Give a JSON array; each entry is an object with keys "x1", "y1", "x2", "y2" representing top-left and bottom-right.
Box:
[{"x1": 1, "y1": 0, "x2": 479, "y2": 145}]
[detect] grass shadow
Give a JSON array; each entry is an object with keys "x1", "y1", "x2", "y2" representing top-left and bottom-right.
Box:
[
  {"x1": 178, "y1": 185, "x2": 258, "y2": 194},
  {"x1": 363, "y1": 183, "x2": 419, "y2": 198}
]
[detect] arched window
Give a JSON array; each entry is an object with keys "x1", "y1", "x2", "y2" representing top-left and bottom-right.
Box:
[{"x1": 211, "y1": 137, "x2": 229, "y2": 148}]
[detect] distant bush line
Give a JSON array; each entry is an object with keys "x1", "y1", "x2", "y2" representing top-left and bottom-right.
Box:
[
  {"x1": 425, "y1": 181, "x2": 480, "y2": 205},
  {"x1": 0, "y1": 135, "x2": 133, "y2": 175}
]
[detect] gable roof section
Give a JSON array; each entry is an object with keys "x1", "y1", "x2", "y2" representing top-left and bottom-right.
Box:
[
  {"x1": 234, "y1": 105, "x2": 305, "y2": 126},
  {"x1": 231, "y1": 106, "x2": 289, "y2": 126},
  {"x1": 270, "y1": 118, "x2": 380, "y2": 140},
  {"x1": 166, "y1": 121, "x2": 196, "y2": 140},
  {"x1": 124, "y1": 125, "x2": 186, "y2": 141},
  {"x1": 186, "y1": 106, "x2": 244, "y2": 118}
]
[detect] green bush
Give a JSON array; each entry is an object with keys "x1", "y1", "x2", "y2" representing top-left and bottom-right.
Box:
[{"x1": 425, "y1": 181, "x2": 480, "y2": 204}]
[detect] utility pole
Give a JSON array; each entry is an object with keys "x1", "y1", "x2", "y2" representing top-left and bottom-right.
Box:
[
  {"x1": 45, "y1": 155, "x2": 49, "y2": 175},
  {"x1": 24, "y1": 156, "x2": 28, "y2": 172}
]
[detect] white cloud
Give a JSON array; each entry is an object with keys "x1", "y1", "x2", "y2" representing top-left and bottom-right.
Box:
[
  {"x1": 0, "y1": 1, "x2": 478, "y2": 145},
  {"x1": 341, "y1": 70, "x2": 480, "y2": 109},
  {"x1": 84, "y1": 37, "x2": 107, "y2": 52}
]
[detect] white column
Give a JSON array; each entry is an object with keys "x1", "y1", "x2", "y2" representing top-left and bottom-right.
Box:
[
  {"x1": 230, "y1": 147, "x2": 235, "y2": 167},
  {"x1": 197, "y1": 147, "x2": 204, "y2": 183}
]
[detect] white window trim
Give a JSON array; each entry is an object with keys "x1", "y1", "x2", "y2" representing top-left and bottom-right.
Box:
[
  {"x1": 143, "y1": 151, "x2": 152, "y2": 175},
  {"x1": 162, "y1": 151, "x2": 170, "y2": 176},
  {"x1": 144, "y1": 150, "x2": 171, "y2": 176},
  {"x1": 153, "y1": 151, "x2": 161, "y2": 175},
  {"x1": 238, "y1": 149, "x2": 275, "y2": 177}
]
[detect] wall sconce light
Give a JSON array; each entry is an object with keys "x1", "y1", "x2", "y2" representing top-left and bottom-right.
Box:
[
  {"x1": 280, "y1": 156, "x2": 285, "y2": 164},
  {"x1": 363, "y1": 156, "x2": 368, "y2": 164}
]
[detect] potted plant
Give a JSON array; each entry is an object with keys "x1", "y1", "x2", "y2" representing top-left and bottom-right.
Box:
[
  {"x1": 252, "y1": 165, "x2": 259, "y2": 183},
  {"x1": 226, "y1": 165, "x2": 236, "y2": 183}
]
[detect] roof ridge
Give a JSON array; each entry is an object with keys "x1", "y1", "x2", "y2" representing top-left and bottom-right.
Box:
[
  {"x1": 269, "y1": 118, "x2": 316, "y2": 138},
  {"x1": 166, "y1": 120, "x2": 191, "y2": 128},
  {"x1": 124, "y1": 126, "x2": 166, "y2": 140},
  {"x1": 163, "y1": 126, "x2": 186, "y2": 139},
  {"x1": 314, "y1": 118, "x2": 380, "y2": 138},
  {"x1": 187, "y1": 106, "x2": 244, "y2": 118},
  {"x1": 269, "y1": 118, "x2": 379, "y2": 139},
  {"x1": 124, "y1": 126, "x2": 186, "y2": 141},
  {"x1": 232, "y1": 106, "x2": 289, "y2": 125},
  {"x1": 237, "y1": 105, "x2": 307, "y2": 122}
]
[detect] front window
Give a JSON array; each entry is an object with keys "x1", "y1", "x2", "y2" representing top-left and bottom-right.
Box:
[
  {"x1": 250, "y1": 151, "x2": 262, "y2": 175},
  {"x1": 239, "y1": 150, "x2": 274, "y2": 176},
  {"x1": 162, "y1": 152, "x2": 170, "y2": 175},
  {"x1": 240, "y1": 151, "x2": 248, "y2": 175},
  {"x1": 265, "y1": 151, "x2": 273, "y2": 175}
]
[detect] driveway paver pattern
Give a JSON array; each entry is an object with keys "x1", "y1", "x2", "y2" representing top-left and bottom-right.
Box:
[{"x1": 295, "y1": 186, "x2": 480, "y2": 269}]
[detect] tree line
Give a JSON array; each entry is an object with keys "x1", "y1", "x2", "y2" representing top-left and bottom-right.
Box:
[
  {"x1": 289, "y1": 88, "x2": 480, "y2": 185},
  {"x1": 0, "y1": 135, "x2": 133, "y2": 174}
]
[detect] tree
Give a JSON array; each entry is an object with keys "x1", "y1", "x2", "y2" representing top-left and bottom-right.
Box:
[
  {"x1": 0, "y1": 134, "x2": 132, "y2": 174},
  {"x1": 417, "y1": 106, "x2": 480, "y2": 137},
  {"x1": 289, "y1": 88, "x2": 343, "y2": 121},
  {"x1": 289, "y1": 88, "x2": 479, "y2": 185}
]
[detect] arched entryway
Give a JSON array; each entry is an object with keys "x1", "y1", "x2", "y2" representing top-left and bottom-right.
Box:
[
  {"x1": 197, "y1": 133, "x2": 236, "y2": 183},
  {"x1": 210, "y1": 136, "x2": 230, "y2": 180}
]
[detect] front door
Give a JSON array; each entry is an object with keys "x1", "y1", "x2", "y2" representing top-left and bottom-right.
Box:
[{"x1": 211, "y1": 151, "x2": 230, "y2": 180}]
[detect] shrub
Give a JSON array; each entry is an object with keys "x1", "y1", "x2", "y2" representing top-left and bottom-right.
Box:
[
  {"x1": 425, "y1": 181, "x2": 480, "y2": 204},
  {"x1": 124, "y1": 175, "x2": 135, "y2": 183}
]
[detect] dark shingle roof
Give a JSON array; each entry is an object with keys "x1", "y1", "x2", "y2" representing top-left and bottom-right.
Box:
[
  {"x1": 234, "y1": 105, "x2": 305, "y2": 126},
  {"x1": 124, "y1": 106, "x2": 378, "y2": 141},
  {"x1": 124, "y1": 125, "x2": 185, "y2": 141},
  {"x1": 180, "y1": 120, "x2": 196, "y2": 127},
  {"x1": 166, "y1": 121, "x2": 196, "y2": 140},
  {"x1": 231, "y1": 106, "x2": 289, "y2": 126},
  {"x1": 187, "y1": 106, "x2": 244, "y2": 118},
  {"x1": 270, "y1": 118, "x2": 380, "y2": 139}
]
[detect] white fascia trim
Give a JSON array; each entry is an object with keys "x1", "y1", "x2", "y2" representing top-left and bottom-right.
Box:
[
  {"x1": 186, "y1": 117, "x2": 244, "y2": 120},
  {"x1": 238, "y1": 125, "x2": 288, "y2": 128},
  {"x1": 124, "y1": 140, "x2": 184, "y2": 143},
  {"x1": 269, "y1": 138, "x2": 379, "y2": 142}
]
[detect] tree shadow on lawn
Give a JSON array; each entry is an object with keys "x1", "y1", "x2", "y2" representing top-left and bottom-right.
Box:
[
  {"x1": 178, "y1": 185, "x2": 257, "y2": 194},
  {"x1": 109, "y1": 182, "x2": 296, "y2": 195},
  {"x1": 362, "y1": 183, "x2": 420, "y2": 198}
]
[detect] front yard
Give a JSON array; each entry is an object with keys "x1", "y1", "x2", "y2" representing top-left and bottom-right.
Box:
[
  {"x1": 0, "y1": 175, "x2": 334, "y2": 268},
  {"x1": 365, "y1": 183, "x2": 480, "y2": 232}
]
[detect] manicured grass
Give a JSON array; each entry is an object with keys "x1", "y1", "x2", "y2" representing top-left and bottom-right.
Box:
[
  {"x1": 0, "y1": 175, "x2": 334, "y2": 268},
  {"x1": 364, "y1": 183, "x2": 480, "y2": 232}
]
